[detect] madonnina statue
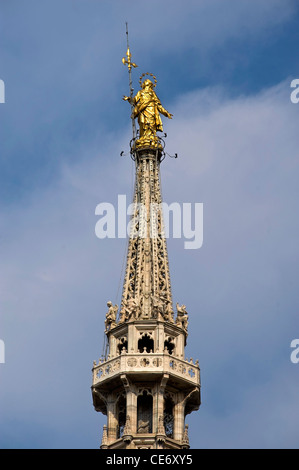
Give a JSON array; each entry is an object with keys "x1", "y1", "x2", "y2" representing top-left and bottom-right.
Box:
[{"x1": 123, "y1": 78, "x2": 172, "y2": 149}]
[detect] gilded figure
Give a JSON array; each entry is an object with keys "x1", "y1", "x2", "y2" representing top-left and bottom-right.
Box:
[{"x1": 123, "y1": 78, "x2": 172, "y2": 148}]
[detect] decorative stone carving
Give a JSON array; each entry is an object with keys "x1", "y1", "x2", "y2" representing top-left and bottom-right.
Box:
[
  {"x1": 119, "y1": 155, "x2": 174, "y2": 321},
  {"x1": 152, "y1": 294, "x2": 164, "y2": 320},
  {"x1": 176, "y1": 302, "x2": 189, "y2": 332},
  {"x1": 123, "y1": 416, "x2": 133, "y2": 443},
  {"x1": 137, "y1": 419, "x2": 150, "y2": 433},
  {"x1": 100, "y1": 424, "x2": 108, "y2": 449},
  {"x1": 177, "y1": 363, "x2": 187, "y2": 375},
  {"x1": 119, "y1": 296, "x2": 140, "y2": 322},
  {"x1": 105, "y1": 301, "x2": 118, "y2": 333},
  {"x1": 156, "y1": 415, "x2": 166, "y2": 442},
  {"x1": 127, "y1": 358, "x2": 137, "y2": 367},
  {"x1": 112, "y1": 359, "x2": 120, "y2": 371},
  {"x1": 152, "y1": 294, "x2": 174, "y2": 322},
  {"x1": 182, "y1": 424, "x2": 190, "y2": 448},
  {"x1": 140, "y1": 357, "x2": 150, "y2": 367},
  {"x1": 152, "y1": 358, "x2": 162, "y2": 367}
]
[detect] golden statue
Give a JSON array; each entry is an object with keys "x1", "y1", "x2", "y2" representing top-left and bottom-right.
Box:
[{"x1": 123, "y1": 76, "x2": 173, "y2": 149}]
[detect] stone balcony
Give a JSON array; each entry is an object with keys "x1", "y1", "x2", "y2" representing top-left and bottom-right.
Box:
[{"x1": 92, "y1": 351, "x2": 200, "y2": 390}]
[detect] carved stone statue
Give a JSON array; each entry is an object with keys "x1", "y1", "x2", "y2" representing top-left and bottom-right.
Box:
[
  {"x1": 157, "y1": 415, "x2": 166, "y2": 435},
  {"x1": 152, "y1": 294, "x2": 174, "y2": 322},
  {"x1": 119, "y1": 297, "x2": 140, "y2": 322},
  {"x1": 182, "y1": 424, "x2": 190, "y2": 447},
  {"x1": 152, "y1": 294, "x2": 164, "y2": 320},
  {"x1": 176, "y1": 302, "x2": 189, "y2": 331},
  {"x1": 123, "y1": 415, "x2": 132, "y2": 438},
  {"x1": 105, "y1": 301, "x2": 118, "y2": 333},
  {"x1": 124, "y1": 78, "x2": 172, "y2": 149},
  {"x1": 137, "y1": 418, "x2": 150, "y2": 433}
]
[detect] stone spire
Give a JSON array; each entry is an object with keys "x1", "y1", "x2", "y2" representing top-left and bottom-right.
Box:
[{"x1": 119, "y1": 148, "x2": 174, "y2": 323}]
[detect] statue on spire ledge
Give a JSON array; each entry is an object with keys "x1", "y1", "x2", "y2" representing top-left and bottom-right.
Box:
[
  {"x1": 104, "y1": 301, "x2": 118, "y2": 333},
  {"x1": 176, "y1": 302, "x2": 189, "y2": 332}
]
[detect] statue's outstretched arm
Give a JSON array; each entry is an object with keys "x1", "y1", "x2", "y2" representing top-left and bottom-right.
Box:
[
  {"x1": 157, "y1": 102, "x2": 173, "y2": 119},
  {"x1": 123, "y1": 95, "x2": 132, "y2": 103}
]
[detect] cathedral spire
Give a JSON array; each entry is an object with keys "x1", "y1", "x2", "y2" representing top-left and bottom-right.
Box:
[
  {"x1": 91, "y1": 30, "x2": 201, "y2": 449},
  {"x1": 119, "y1": 145, "x2": 174, "y2": 322}
]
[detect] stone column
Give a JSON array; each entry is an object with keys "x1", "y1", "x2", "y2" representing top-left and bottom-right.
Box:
[
  {"x1": 126, "y1": 389, "x2": 137, "y2": 434},
  {"x1": 175, "y1": 331, "x2": 185, "y2": 359},
  {"x1": 173, "y1": 393, "x2": 185, "y2": 442},
  {"x1": 153, "y1": 375, "x2": 168, "y2": 434},
  {"x1": 128, "y1": 323, "x2": 136, "y2": 353},
  {"x1": 121, "y1": 375, "x2": 137, "y2": 434},
  {"x1": 108, "y1": 333, "x2": 117, "y2": 357},
  {"x1": 156, "y1": 321, "x2": 164, "y2": 353},
  {"x1": 107, "y1": 397, "x2": 118, "y2": 443}
]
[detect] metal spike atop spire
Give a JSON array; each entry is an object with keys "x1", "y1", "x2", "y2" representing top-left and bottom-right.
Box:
[{"x1": 122, "y1": 22, "x2": 138, "y2": 141}]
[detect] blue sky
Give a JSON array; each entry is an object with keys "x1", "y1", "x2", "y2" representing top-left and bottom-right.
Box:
[{"x1": 0, "y1": 0, "x2": 299, "y2": 449}]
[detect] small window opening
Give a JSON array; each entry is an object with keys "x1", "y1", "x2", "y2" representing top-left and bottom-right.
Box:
[{"x1": 138, "y1": 334, "x2": 154, "y2": 353}]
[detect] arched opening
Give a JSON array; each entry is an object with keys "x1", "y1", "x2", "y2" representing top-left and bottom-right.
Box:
[
  {"x1": 163, "y1": 396, "x2": 174, "y2": 438},
  {"x1": 138, "y1": 334, "x2": 154, "y2": 353},
  {"x1": 118, "y1": 337, "x2": 128, "y2": 354},
  {"x1": 137, "y1": 391, "x2": 153, "y2": 433},
  {"x1": 164, "y1": 336, "x2": 175, "y2": 355},
  {"x1": 117, "y1": 395, "x2": 126, "y2": 438}
]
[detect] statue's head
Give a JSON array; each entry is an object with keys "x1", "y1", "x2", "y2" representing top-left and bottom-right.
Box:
[{"x1": 142, "y1": 79, "x2": 153, "y2": 89}]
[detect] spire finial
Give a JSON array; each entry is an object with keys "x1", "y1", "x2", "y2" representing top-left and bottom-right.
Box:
[{"x1": 122, "y1": 22, "x2": 138, "y2": 72}]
